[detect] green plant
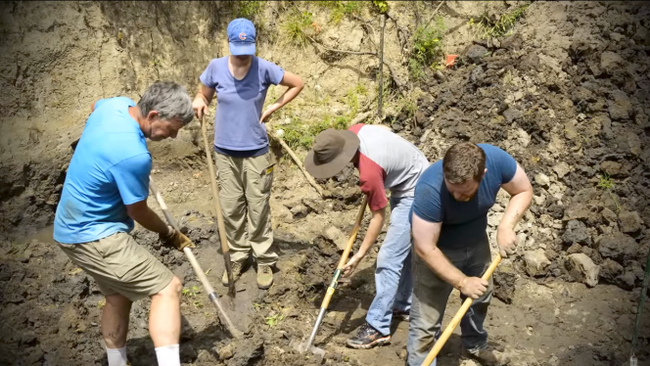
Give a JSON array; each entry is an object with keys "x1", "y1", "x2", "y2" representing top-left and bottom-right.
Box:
[
  {"x1": 233, "y1": 1, "x2": 262, "y2": 19},
  {"x1": 265, "y1": 312, "x2": 285, "y2": 328},
  {"x1": 597, "y1": 173, "x2": 615, "y2": 190},
  {"x1": 182, "y1": 285, "x2": 201, "y2": 299},
  {"x1": 97, "y1": 299, "x2": 106, "y2": 309},
  {"x1": 320, "y1": 1, "x2": 365, "y2": 24},
  {"x1": 408, "y1": 17, "x2": 445, "y2": 80},
  {"x1": 471, "y1": 4, "x2": 530, "y2": 39},
  {"x1": 283, "y1": 10, "x2": 314, "y2": 46},
  {"x1": 372, "y1": 1, "x2": 389, "y2": 14}
]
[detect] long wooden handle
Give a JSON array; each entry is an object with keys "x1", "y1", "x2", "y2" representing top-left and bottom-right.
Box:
[
  {"x1": 268, "y1": 130, "x2": 324, "y2": 197},
  {"x1": 149, "y1": 177, "x2": 242, "y2": 338},
  {"x1": 420, "y1": 254, "x2": 502, "y2": 366},
  {"x1": 321, "y1": 196, "x2": 367, "y2": 310},
  {"x1": 199, "y1": 116, "x2": 236, "y2": 297}
]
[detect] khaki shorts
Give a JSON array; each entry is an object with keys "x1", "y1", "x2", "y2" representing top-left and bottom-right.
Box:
[{"x1": 58, "y1": 232, "x2": 174, "y2": 301}]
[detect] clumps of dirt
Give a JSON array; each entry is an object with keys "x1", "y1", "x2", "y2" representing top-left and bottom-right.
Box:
[{"x1": 394, "y1": 1, "x2": 650, "y2": 293}]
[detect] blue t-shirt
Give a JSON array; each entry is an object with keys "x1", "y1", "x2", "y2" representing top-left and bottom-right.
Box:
[
  {"x1": 411, "y1": 144, "x2": 517, "y2": 248},
  {"x1": 53, "y1": 97, "x2": 152, "y2": 244},
  {"x1": 199, "y1": 56, "x2": 285, "y2": 156}
]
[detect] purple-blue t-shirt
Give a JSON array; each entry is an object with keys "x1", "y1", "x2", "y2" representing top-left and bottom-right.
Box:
[
  {"x1": 199, "y1": 56, "x2": 285, "y2": 156},
  {"x1": 410, "y1": 144, "x2": 517, "y2": 248}
]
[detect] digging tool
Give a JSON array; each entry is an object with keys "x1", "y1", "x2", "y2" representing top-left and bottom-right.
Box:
[
  {"x1": 420, "y1": 254, "x2": 503, "y2": 366},
  {"x1": 296, "y1": 196, "x2": 368, "y2": 355},
  {"x1": 149, "y1": 177, "x2": 243, "y2": 339},
  {"x1": 629, "y1": 245, "x2": 650, "y2": 366},
  {"x1": 199, "y1": 115, "x2": 237, "y2": 298}
]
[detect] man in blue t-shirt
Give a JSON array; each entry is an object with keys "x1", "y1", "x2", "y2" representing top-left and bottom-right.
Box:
[
  {"x1": 192, "y1": 18, "x2": 304, "y2": 289},
  {"x1": 406, "y1": 142, "x2": 533, "y2": 366},
  {"x1": 53, "y1": 81, "x2": 196, "y2": 366}
]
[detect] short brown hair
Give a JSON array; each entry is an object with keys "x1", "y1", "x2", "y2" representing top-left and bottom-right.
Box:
[{"x1": 442, "y1": 142, "x2": 486, "y2": 184}]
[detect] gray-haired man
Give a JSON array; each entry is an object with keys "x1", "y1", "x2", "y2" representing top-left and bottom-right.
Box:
[{"x1": 54, "y1": 81, "x2": 196, "y2": 366}]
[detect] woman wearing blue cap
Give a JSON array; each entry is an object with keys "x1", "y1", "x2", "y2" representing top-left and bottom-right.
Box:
[{"x1": 192, "y1": 18, "x2": 304, "y2": 289}]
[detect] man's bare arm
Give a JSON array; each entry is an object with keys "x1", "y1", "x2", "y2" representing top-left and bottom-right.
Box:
[{"x1": 412, "y1": 213, "x2": 488, "y2": 299}]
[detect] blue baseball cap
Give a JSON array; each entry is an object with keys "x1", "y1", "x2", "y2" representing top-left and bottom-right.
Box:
[{"x1": 227, "y1": 18, "x2": 256, "y2": 56}]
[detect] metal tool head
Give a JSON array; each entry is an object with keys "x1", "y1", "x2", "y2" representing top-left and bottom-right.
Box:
[{"x1": 290, "y1": 339, "x2": 325, "y2": 357}]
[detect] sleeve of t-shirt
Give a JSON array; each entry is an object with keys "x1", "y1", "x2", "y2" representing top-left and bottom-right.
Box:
[
  {"x1": 199, "y1": 59, "x2": 219, "y2": 89},
  {"x1": 106, "y1": 153, "x2": 152, "y2": 205},
  {"x1": 262, "y1": 59, "x2": 285, "y2": 85},
  {"x1": 411, "y1": 180, "x2": 443, "y2": 223},
  {"x1": 358, "y1": 155, "x2": 388, "y2": 212},
  {"x1": 485, "y1": 145, "x2": 518, "y2": 184},
  {"x1": 93, "y1": 98, "x2": 109, "y2": 110}
]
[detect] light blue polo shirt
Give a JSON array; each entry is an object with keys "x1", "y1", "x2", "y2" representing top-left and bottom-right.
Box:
[{"x1": 53, "y1": 97, "x2": 152, "y2": 244}]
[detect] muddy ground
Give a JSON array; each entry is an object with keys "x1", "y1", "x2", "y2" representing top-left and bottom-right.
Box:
[{"x1": 1, "y1": 1, "x2": 650, "y2": 366}]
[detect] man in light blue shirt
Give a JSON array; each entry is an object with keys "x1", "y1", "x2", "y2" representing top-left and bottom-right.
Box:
[{"x1": 54, "y1": 81, "x2": 196, "y2": 366}]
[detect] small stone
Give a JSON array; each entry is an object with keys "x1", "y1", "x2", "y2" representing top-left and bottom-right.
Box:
[
  {"x1": 627, "y1": 133, "x2": 641, "y2": 156},
  {"x1": 567, "y1": 253, "x2": 599, "y2": 287},
  {"x1": 553, "y1": 162, "x2": 571, "y2": 178},
  {"x1": 599, "y1": 259, "x2": 624, "y2": 284},
  {"x1": 533, "y1": 195, "x2": 545, "y2": 206},
  {"x1": 535, "y1": 173, "x2": 550, "y2": 187},
  {"x1": 600, "y1": 161, "x2": 623, "y2": 177},
  {"x1": 290, "y1": 204, "x2": 310, "y2": 218},
  {"x1": 324, "y1": 226, "x2": 347, "y2": 251},
  {"x1": 618, "y1": 211, "x2": 643, "y2": 234},
  {"x1": 523, "y1": 249, "x2": 551, "y2": 277},
  {"x1": 608, "y1": 90, "x2": 632, "y2": 121},
  {"x1": 600, "y1": 51, "x2": 625, "y2": 72},
  {"x1": 218, "y1": 343, "x2": 234, "y2": 360},
  {"x1": 567, "y1": 243, "x2": 582, "y2": 254},
  {"x1": 600, "y1": 208, "x2": 617, "y2": 224},
  {"x1": 465, "y1": 44, "x2": 488, "y2": 63}
]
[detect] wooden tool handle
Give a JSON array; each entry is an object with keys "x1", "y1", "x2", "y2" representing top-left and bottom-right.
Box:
[
  {"x1": 321, "y1": 196, "x2": 367, "y2": 310},
  {"x1": 199, "y1": 116, "x2": 236, "y2": 297},
  {"x1": 421, "y1": 254, "x2": 502, "y2": 366}
]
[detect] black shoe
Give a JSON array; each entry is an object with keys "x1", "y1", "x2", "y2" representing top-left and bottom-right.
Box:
[{"x1": 346, "y1": 323, "x2": 391, "y2": 349}]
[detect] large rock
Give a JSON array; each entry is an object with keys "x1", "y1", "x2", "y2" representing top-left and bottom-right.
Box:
[
  {"x1": 324, "y1": 226, "x2": 347, "y2": 251},
  {"x1": 523, "y1": 249, "x2": 551, "y2": 277},
  {"x1": 535, "y1": 173, "x2": 550, "y2": 188},
  {"x1": 567, "y1": 253, "x2": 599, "y2": 287},
  {"x1": 608, "y1": 90, "x2": 633, "y2": 121},
  {"x1": 597, "y1": 233, "x2": 638, "y2": 262},
  {"x1": 627, "y1": 133, "x2": 642, "y2": 156},
  {"x1": 600, "y1": 208, "x2": 618, "y2": 225},
  {"x1": 599, "y1": 258, "x2": 624, "y2": 284},
  {"x1": 618, "y1": 211, "x2": 643, "y2": 234},
  {"x1": 562, "y1": 220, "x2": 592, "y2": 245},
  {"x1": 600, "y1": 161, "x2": 624, "y2": 177}
]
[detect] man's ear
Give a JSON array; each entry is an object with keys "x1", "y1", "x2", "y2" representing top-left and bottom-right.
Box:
[
  {"x1": 482, "y1": 168, "x2": 487, "y2": 179},
  {"x1": 146, "y1": 110, "x2": 160, "y2": 121}
]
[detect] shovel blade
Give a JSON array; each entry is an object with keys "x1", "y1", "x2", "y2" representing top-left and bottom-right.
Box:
[{"x1": 290, "y1": 339, "x2": 325, "y2": 357}]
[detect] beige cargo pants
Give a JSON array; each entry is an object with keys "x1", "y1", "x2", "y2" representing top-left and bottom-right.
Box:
[{"x1": 215, "y1": 151, "x2": 278, "y2": 266}]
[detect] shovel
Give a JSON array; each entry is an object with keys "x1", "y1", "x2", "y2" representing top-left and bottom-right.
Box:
[
  {"x1": 295, "y1": 196, "x2": 368, "y2": 355},
  {"x1": 149, "y1": 177, "x2": 243, "y2": 339},
  {"x1": 199, "y1": 115, "x2": 237, "y2": 298},
  {"x1": 420, "y1": 254, "x2": 503, "y2": 366}
]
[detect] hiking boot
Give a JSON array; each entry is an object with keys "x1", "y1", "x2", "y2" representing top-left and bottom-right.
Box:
[
  {"x1": 392, "y1": 309, "x2": 410, "y2": 321},
  {"x1": 256, "y1": 264, "x2": 274, "y2": 289},
  {"x1": 462, "y1": 344, "x2": 510, "y2": 366},
  {"x1": 346, "y1": 323, "x2": 390, "y2": 349},
  {"x1": 221, "y1": 261, "x2": 244, "y2": 287}
]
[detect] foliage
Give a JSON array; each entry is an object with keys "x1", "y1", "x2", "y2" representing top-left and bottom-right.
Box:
[
  {"x1": 597, "y1": 173, "x2": 615, "y2": 190},
  {"x1": 319, "y1": 1, "x2": 365, "y2": 24},
  {"x1": 231, "y1": 1, "x2": 262, "y2": 19},
  {"x1": 371, "y1": 1, "x2": 389, "y2": 14},
  {"x1": 283, "y1": 10, "x2": 314, "y2": 46},
  {"x1": 408, "y1": 16, "x2": 445, "y2": 80},
  {"x1": 265, "y1": 311, "x2": 284, "y2": 328},
  {"x1": 469, "y1": 4, "x2": 530, "y2": 39},
  {"x1": 182, "y1": 285, "x2": 201, "y2": 299}
]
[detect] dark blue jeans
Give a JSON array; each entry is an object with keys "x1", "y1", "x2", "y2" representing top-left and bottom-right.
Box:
[{"x1": 406, "y1": 235, "x2": 493, "y2": 366}]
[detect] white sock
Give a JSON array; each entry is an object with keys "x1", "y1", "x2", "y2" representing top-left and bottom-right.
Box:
[
  {"x1": 155, "y1": 344, "x2": 181, "y2": 366},
  {"x1": 106, "y1": 347, "x2": 127, "y2": 366}
]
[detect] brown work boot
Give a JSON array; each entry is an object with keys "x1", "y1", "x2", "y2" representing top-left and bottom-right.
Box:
[
  {"x1": 221, "y1": 261, "x2": 244, "y2": 287},
  {"x1": 257, "y1": 264, "x2": 274, "y2": 289},
  {"x1": 462, "y1": 344, "x2": 510, "y2": 366}
]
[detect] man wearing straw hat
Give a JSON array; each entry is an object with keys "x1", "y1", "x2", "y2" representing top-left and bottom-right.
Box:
[
  {"x1": 407, "y1": 142, "x2": 533, "y2": 366},
  {"x1": 305, "y1": 124, "x2": 430, "y2": 349}
]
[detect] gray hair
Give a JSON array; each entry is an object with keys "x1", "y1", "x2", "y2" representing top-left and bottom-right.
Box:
[{"x1": 138, "y1": 81, "x2": 194, "y2": 125}]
